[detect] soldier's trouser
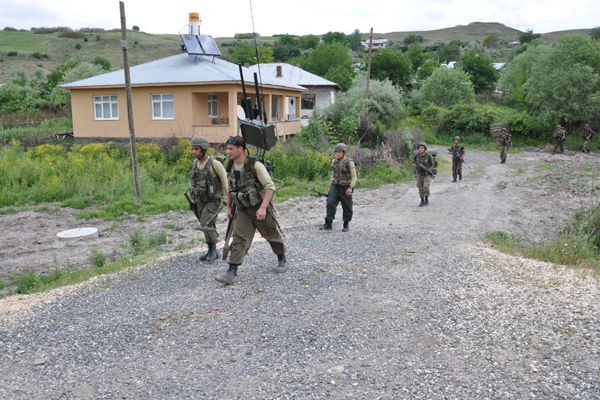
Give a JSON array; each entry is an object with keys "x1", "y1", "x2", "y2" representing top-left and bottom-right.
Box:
[
  {"x1": 325, "y1": 184, "x2": 353, "y2": 223},
  {"x1": 416, "y1": 174, "x2": 431, "y2": 197},
  {"x1": 451, "y1": 159, "x2": 462, "y2": 178},
  {"x1": 500, "y1": 146, "x2": 508, "y2": 162},
  {"x1": 582, "y1": 139, "x2": 590, "y2": 152},
  {"x1": 197, "y1": 200, "x2": 220, "y2": 245},
  {"x1": 228, "y1": 204, "x2": 285, "y2": 265},
  {"x1": 553, "y1": 141, "x2": 564, "y2": 153}
]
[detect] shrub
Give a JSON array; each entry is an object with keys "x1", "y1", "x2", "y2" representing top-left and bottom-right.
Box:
[
  {"x1": 74, "y1": 43, "x2": 82, "y2": 50},
  {"x1": 420, "y1": 104, "x2": 448, "y2": 129},
  {"x1": 414, "y1": 67, "x2": 475, "y2": 109},
  {"x1": 3, "y1": 27, "x2": 18, "y2": 31},
  {"x1": 90, "y1": 250, "x2": 106, "y2": 268},
  {"x1": 7, "y1": 51, "x2": 18, "y2": 56},
  {"x1": 31, "y1": 52, "x2": 49, "y2": 59},
  {"x1": 504, "y1": 110, "x2": 546, "y2": 137},
  {"x1": 439, "y1": 103, "x2": 495, "y2": 136},
  {"x1": 60, "y1": 31, "x2": 84, "y2": 39}
]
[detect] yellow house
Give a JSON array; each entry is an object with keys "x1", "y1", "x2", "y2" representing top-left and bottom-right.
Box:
[{"x1": 62, "y1": 54, "x2": 305, "y2": 143}]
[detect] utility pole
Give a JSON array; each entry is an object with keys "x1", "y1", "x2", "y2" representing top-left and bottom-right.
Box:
[
  {"x1": 364, "y1": 27, "x2": 374, "y2": 117},
  {"x1": 119, "y1": 1, "x2": 142, "y2": 203}
]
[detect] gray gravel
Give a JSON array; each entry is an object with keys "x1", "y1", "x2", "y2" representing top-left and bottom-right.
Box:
[{"x1": 1, "y1": 149, "x2": 599, "y2": 399}]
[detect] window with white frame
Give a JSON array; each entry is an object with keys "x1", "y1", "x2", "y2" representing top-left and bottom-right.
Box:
[
  {"x1": 152, "y1": 94, "x2": 174, "y2": 119},
  {"x1": 208, "y1": 94, "x2": 218, "y2": 117},
  {"x1": 94, "y1": 95, "x2": 119, "y2": 120}
]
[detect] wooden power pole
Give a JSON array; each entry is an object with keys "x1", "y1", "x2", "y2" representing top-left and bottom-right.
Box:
[
  {"x1": 119, "y1": 1, "x2": 142, "y2": 203},
  {"x1": 364, "y1": 27, "x2": 374, "y2": 117}
]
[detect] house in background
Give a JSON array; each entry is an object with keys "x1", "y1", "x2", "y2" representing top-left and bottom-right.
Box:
[
  {"x1": 248, "y1": 63, "x2": 340, "y2": 126},
  {"x1": 62, "y1": 14, "x2": 304, "y2": 143}
]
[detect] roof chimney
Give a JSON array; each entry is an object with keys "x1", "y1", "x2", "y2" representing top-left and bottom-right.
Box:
[
  {"x1": 189, "y1": 12, "x2": 201, "y2": 35},
  {"x1": 276, "y1": 65, "x2": 283, "y2": 78}
]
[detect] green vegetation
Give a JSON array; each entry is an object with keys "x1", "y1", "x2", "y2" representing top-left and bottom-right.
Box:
[
  {"x1": 90, "y1": 250, "x2": 107, "y2": 268},
  {"x1": 486, "y1": 207, "x2": 600, "y2": 273}
]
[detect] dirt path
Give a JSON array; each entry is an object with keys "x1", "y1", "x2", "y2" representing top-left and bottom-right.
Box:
[{"x1": 0, "y1": 148, "x2": 599, "y2": 399}]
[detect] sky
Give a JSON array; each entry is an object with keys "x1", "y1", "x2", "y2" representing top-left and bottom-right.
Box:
[{"x1": 0, "y1": 0, "x2": 597, "y2": 37}]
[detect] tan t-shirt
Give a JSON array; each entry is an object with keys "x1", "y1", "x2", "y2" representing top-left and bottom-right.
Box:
[{"x1": 232, "y1": 160, "x2": 276, "y2": 192}]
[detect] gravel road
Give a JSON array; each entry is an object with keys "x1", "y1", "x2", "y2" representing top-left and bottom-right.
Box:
[{"x1": 1, "y1": 148, "x2": 599, "y2": 399}]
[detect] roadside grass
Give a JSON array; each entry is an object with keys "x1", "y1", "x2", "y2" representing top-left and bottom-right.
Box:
[
  {"x1": 485, "y1": 207, "x2": 600, "y2": 274},
  {"x1": 0, "y1": 230, "x2": 174, "y2": 298},
  {"x1": 534, "y1": 163, "x2": 556, "y2": 172}
]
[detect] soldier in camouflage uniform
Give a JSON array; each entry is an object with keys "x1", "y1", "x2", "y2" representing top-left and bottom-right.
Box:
[
  {"x1": 582, "y1": 124, "x2": 594, "y2": 153},
  {"x1": 413, "y1": 142, "x2": 435, "y2": 207},
  {"x1": 499, "y1": 128, "x2": 511, "y2": 163},
  {"x1": 215, "y1": 136, "x2": 286, "y2": 285},
  {"x1": 552, "y1": 124, "x2": 566, "y2": 154},
  {"x1": 320, "y1": 143, "x2": 357, "y2": 232},
  {"x1": 448, "y1": 135, "x2": 465, "y2": 182},
  {"x1": 189, "y1": 137, "x2": 228, "y2": 262}
]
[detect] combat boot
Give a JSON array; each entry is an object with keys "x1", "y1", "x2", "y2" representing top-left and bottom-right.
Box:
[
  {"x1": 458, "y1": 173, "x2": 462, "y2": 181},
  {"x1": 419, "y1": 197, "x2": 425, "y2": 207},
  {"x1": 215, "y1": 264, "x2": 238, "y2": 285},
  {"x1": 452, "y1": 173, "x2": 457, "y2": 182},
  {"x1": 342, "y1": 221, "x2": 349, "y2": 232},
  {"x1": 425, "y1": 196, "x2": 429, "y2": 206},
  {"x1": 319, "y1": 220, "x2": 333, "y2": 230},
  {"x1": 204, "y1": 243, "x2": 219, "y2": 262},
  {"x1": 274, "y1": 254, "x2": 288, "y2": 273}
]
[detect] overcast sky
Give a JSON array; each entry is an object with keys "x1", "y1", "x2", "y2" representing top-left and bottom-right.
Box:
[{"x1": 1, "y1": 0, "x2": 597, "y2": 37}]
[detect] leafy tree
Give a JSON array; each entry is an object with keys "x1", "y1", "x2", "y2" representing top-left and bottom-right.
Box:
[
  {"x1": 436, "y1": 40, "x2": 461, "y2": 63},
  {"x1": 405, "y1": 42, "x2": 430, "y2": 72},
  {"x1": 348, "y1": 29, "x2": 362, "y2": 52},
  {"x1": 439, "y1": 103, "x2": 496, "y2": 135},
  {"x1": 519, "y1": 29, "x2": 541, "y2": 44},
  {"x1": 324, "y1": 65, "x2": 353, "y2": 92},
  {"x1": 46, "y1": 61, "x2": 80, "y2": 92},
  {"x1": 456, "y1": 52, "x2": 498, "y2": 92},
  {"x1": 321, "y1": 31, "x2": 347, "y2": 45},
  {"x1": 404, "y1": 34, "x2": 424, "y2": 45},
  {"x1": 415, "y1": 67, "x2": 475, "y2": 108},
  {"x1": 299, "y1": 34, "x2": 319, "y2": 50},
  {"x1": 258, "y1": 46, "x2": 274, "y2": 63},
  {"x1": 482, "y1": 34, "x2": 499, "y2": 48},
  {"x1": 326, "y1": 72, "x2": 403, "y2": 134},
  {"x1": 523, "y1": 34, "x2": 600, "y2": 128},
  {"x1": 0, "y1": 83, "x2": 41, "y2": 113},
  {"x1": 273, "y1": 35, "x2": 301, "y2": 62},
  {"x1": 370, "y1": 47, "x2": 412, "y2": 90},
  {"x1": 498, "y1": 44, "x2": 551, "y2": 107},
  {"x1": 50, "y1": 62, "x2": 107, "y2": 109},
  {"x1": 591, "y1": 27, "x2": 600, "y2": 40},
  {"x1": 230, "y1": 42, "x2": 273, "y2": 65},
  {"x1": 415, "y1": 58, "x2": 440, "y2": 86},
  {"x1": 132, "y1": 25, "x2": 140, "y2": 32},
  {"x1": 301, "y1": 42, "x2": 353, "y2": 90},
  {"x1": 93, "y1": 55, "x2": 111, "y2": 71}
]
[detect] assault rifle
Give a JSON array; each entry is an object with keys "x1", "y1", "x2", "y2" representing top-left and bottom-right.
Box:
[
  {"x1": 310, "y1": 189, "x2": 329, "y2": 198},
  {"x1": 222, "y1": 203, "x2": 237, "y2": 260},
  {"x1": 415, "y1": 161, "x2": 436, "y2": 177},
  {"x1": 184, "y1": 188, "x2": 218, "y2": 232}
]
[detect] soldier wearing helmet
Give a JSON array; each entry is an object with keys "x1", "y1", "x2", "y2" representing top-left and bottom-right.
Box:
[
  {"x1": 413, "y1": 142, "x2": 435, "y2": 207},
  {"x1": 214, "y1": 136, "x2": 287, "y2": 285},
  {"x1": 498, "y1": 127, "x2": 511, "y2": 163},
  {"x1": 552, "y1": 124, "x2": 566, "y2": 154},
  {"x1": 582, "y1": 124, "x2": 594, "y2": 153},
  {"x1": 189, "y1": 136, "x2": 228, "y2": 262},
  {"x1": 320, "y1": 142, "x2": 357, "y2": 232},
  {"x1": 447, "y1": 135, "x2": 465, "y2": 182}
]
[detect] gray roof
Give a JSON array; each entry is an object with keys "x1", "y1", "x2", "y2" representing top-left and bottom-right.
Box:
[
  {"x1": 62, "y1": 54, "x2": 305, "y2": 90},
  {"x1": 247, "y1": 63, "x2": 340, "y2": 90}
]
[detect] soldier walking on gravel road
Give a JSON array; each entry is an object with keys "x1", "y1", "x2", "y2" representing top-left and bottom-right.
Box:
[
  {"x1": 448, "y1": 136, "x2": 465, "y2": 182},
  {"x1": 320, "y1": 143, "x2": 357, "y2": 232},
  {"x1": 582, "y1": 124, "x2": 594, "y2": 153},
  {"x1": 413, "y1": 142, "x2": 435, "y2": 207},
  {"x1": 187, "y1": 137, "x2": 228, "y2": 262},
  {"x1": 215, "y1": 136, "x2": 287, "y2": 286},
  {"x1": 499, "y1": 128, "x2": 511, "y2": 164}
]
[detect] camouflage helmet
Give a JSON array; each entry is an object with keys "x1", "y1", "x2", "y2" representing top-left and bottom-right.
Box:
[
  {"x1": 191, "y1": 136, "x2": 209, "y2": 150},
  {"x1": 418, "y1": 141, "x2": 427, "y2": 150},
  {"x1": 454, "y1": 135, "x2": 461, "y2": 141},
  {"x1": 334, "y1": 143, "x2": 348, "y2": 152}
]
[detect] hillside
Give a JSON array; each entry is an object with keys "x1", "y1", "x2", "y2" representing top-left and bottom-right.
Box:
[{"x1": 0, "y1": 22, "x2": 592, "y2": 83}]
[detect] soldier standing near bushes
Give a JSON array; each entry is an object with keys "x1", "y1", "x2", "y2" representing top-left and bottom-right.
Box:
[
  {"x1": 498, "y1": 128, "x2": 512, "y2": 163},
  {"x1": 553, "y1": 124, "x2": 566, "y2": 154},
  {"x1": 320, "y1": 143, "x2": 357, "y2": 232},
  {"x1": 187, "y1": 137, "x2": 228, "y2": 262},
  {"x1": 582, "y1": 124, "x2": 594, "y2": 153},
  {"x1": 448, "y1": 135, "x2": 465, "y2": 182}
]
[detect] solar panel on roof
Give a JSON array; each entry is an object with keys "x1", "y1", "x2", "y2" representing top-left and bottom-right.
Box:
[
  {"x1": 198, "y1": 34, "x2": 221, "y2": 56},
  {"x1": 180, "y1": 34, "x2": 203, "y2": 55}
]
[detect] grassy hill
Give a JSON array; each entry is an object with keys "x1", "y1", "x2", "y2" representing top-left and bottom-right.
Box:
[{"x1": 0, "y1": 22, "x2": 592, "y2": 83}]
